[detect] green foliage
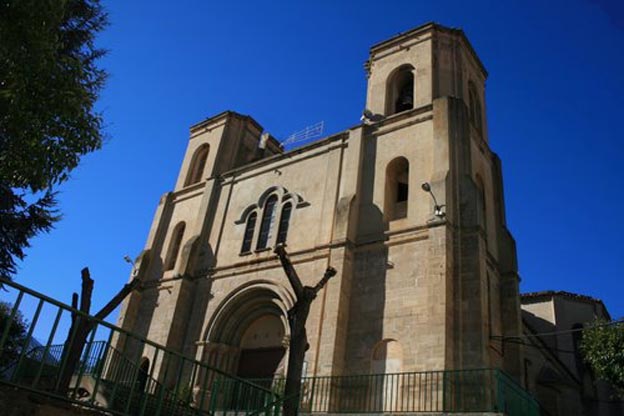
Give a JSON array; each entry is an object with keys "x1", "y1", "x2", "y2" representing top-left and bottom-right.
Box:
[
  {"x1": 0, "y1": 185, "x2": 59, "y2": 279},
  {"x1": 0, "y1": 0, "x2": 108, "y2": 278},
  {"x1": 580, "y1": 319, "x2": 624, "y2": 397},
  {"x1": 0, "y1": 301, "x2": 29, "y2": 370}
]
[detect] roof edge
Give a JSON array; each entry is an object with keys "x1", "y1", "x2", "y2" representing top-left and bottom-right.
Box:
[
  {"x1": 521, "y1": 290, "x2": 613, "y2": 320},
  {"x1": 369, "y1": 22, "x2": 488, "y2": 78},
  {"x1": 189, "y1": 110, "x2": 264, "y2": 135}
]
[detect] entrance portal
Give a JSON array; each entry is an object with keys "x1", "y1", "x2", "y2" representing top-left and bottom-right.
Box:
[{"x1": 203, "y1": 284, "x2": 291, "y2": 384}]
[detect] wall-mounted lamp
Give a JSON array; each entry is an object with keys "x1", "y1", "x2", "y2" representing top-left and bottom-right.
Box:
[
  {"x1": 124, "y1": 255, "x2": 139, "y2": 277},
  {"x1": 421, "y1": 183, "x2": 446, "y2": 219}
]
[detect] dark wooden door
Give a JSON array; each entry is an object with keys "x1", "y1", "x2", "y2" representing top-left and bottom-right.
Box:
[{"x1": 237, "y1": 347, "x2": 286, "y2": 379}]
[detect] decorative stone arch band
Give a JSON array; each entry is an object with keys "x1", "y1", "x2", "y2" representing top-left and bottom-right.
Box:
[
  {"x1": 234, "y1": 186, "x2": 309, "y2": 225},
  {"x1": 203, "y1": 280, "x2": 294, "y2": 346}
]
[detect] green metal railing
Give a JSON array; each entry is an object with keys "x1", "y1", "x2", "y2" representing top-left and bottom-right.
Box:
[
  {"x1": 250, "y1": 368, "x2": 540, "y2": 415},
  {"x1": 0, "y1": 277, "x2": 281, "y2": 416},
  {"x1": 0, "y1": 276, "x2": 541, "y2": 416},
  {"x1": 496, "y1": 370, "x2": 542, "y2": 416}
]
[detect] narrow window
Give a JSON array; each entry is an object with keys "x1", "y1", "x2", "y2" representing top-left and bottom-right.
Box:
[
  {"x1": 256, "y1": 195, "x2": 278, "y2": 250},
  {"x1": 241, "y1": 212, "x2": 257, "y2": 253},
  {"x1": 469, "y1": 84, "x2": 476, "y2": 124},
  {"x1": 185, "y1": 144, "x2": 210, "y2": 186},
  {"x1": 165, "y1": 222, "x2": 185, "y2": 270},
  {"x1": 475, "y1": 100, "x2": 482, "y2": 131},
  {"x1": 276, "y1": 203, "x2": 292, "y2": 245},
  {"x1": 475, "y1": 175, "x2": 487, "y2": 233},
  {"x1": 469, "y1": 82, "x2": 482, "y2": 131},
  {"x1": 385, "y1": 157, "x2": 409, "y2": 221}
]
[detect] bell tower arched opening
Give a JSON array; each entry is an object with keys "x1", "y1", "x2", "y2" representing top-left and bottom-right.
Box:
[{"x1": 385, "y1": 65, "x2": 415, "y2": 116}]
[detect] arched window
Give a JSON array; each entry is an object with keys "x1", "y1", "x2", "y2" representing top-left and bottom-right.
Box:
[
  {"x1": 256, "y1": 195, "x2": 278, "y2": 250},
  {"x1": 241, "y1": 212, "x2": 257, "y2": 253},
  {"x1": 469, "y1": 82, "x2": 482, "y2": 131},
  {"x1": 276, "y1": 203, "x2": 292, "y2": 245},
  {"x1": 185, "y1": 144, "x2": 210, "y2": 186},
  {"x1": 386, "y1": 65, "x2": 414, "y2": 115},
  {"x1": 165, "y1": 222, "x2": 185, "y2": 270},
  {"x1": 385, "y1": 157, "x2": 409, "y2": 221}
]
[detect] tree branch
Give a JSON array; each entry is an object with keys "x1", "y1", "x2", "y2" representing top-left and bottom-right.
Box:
[
  {"x1": 312, "y1": 267, "x2": 336, "y2": 294},
  {"x1": 93, "y1": 278, "x2": 140, "y2": 322},
  {"x1": 274, "y1": 244, "x2": 304, "y2": 297}
]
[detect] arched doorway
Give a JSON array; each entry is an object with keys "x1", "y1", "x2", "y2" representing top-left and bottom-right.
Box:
[{"x1": 203, "y1": 283, "x2": 291, "y2": 382}]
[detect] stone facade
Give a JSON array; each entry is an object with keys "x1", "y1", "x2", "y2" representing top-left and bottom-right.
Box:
[{"x1": 115, "y1": 22, "x2": 523, "y2": 385}]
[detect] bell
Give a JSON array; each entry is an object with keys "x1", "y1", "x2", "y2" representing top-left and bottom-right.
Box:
[
  {"x1": 399, "y1": 93, "x2": 413, "y2": 108},
  {"x1": 396, "y1": 83, "x2": 413, "y2": 112}
]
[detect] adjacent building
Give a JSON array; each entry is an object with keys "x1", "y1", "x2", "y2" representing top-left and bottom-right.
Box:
[{"x1": 521, "y1": 291, "x2": 623, "y2": 416}]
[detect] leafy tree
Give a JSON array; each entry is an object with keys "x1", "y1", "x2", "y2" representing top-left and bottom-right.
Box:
[
  {"x1": 581, "y1": 319, "x2": 624, "y2": 397},
  {"x1": 0, "y1": 301, "x2": 29, "y2": 370},
  {"x1": 0, "y1": 0, "x2": 108, "y2": 279}
]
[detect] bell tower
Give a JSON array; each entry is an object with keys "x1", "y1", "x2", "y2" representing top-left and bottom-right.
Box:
[
  {"x1": 357, "y1": 23, "x2": 522, "y2": 378},
  {"x1": 364, "y1": 25, "x2": 432, "y2": 116}
]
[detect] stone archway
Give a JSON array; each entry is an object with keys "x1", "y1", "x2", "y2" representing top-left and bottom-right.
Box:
[{"x1": 202, "y1": 283, "x2": 292, "y2": 381}]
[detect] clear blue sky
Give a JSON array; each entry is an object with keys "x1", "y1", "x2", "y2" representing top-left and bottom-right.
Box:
[{"x1": 7, "y1": 1, "x2": 624, "y2": 328}]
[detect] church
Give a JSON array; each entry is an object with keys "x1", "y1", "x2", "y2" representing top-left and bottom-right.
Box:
[{"x1": 114, "y1": 22, "x2": 622, "y2": 415}]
